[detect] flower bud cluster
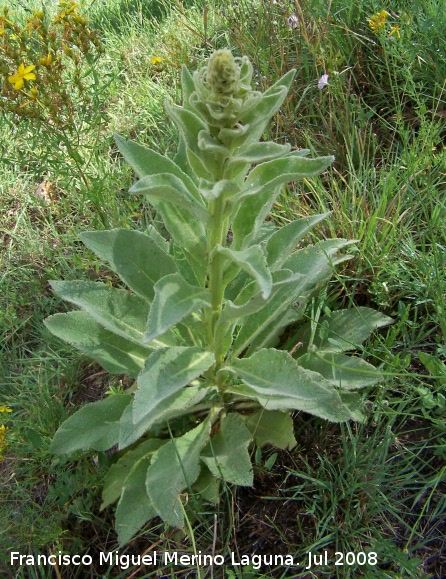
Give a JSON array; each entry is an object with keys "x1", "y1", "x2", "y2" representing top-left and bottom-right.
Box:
[
  {"x1": 206, "y1": 49, "x2": 240, "y2": 97},
  {"x1": 189, "y1": 49, "x2": 261, "y2": 132}
]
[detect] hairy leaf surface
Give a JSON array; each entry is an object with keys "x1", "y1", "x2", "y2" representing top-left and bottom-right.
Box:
[
  {"x1": 144, "y1": 273, "x2": 211, "y2": 342},
  {"x1": 133, "y1": 347, "x2": 214, "y2": 423},
  {"x1": 51, "y1": 395, "x2": 131, "y2": 454},
  {"x1": 50, "y1": 281, "x2": 149, "y2": 345},
  {"x1": 146, "y1": 419, "x2": 211, "y2": 528},
  {"x1": 79, "y1": 229, "x2": 177, "y2": 302},
  {"x1": 45, "y1": 311, "x2": 151, "y2": 377}
]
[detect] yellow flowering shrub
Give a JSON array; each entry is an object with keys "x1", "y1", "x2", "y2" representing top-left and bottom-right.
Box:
[
  {"x1": 367, "y1": 9, "x2": 401, "y2": 38},
  {"x1": 0, "y1": 2, "x2": 104, "y2": 130},
  {"x1": 367, "y1": 10, "x2": 389, "y2": 33}
]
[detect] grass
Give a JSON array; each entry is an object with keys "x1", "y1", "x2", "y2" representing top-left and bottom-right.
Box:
[{"x1": 1, "y1": 0, "x2": 445, "y2": 577}]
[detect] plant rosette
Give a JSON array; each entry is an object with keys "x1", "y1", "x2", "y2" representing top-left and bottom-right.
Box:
[{"x1": 45, "y1": 50, "x2": 392, "y2": 545}]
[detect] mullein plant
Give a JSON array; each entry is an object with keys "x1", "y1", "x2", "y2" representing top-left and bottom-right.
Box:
[{"x1": 45, "y1": 50, "x2": 392, "y2": 545}]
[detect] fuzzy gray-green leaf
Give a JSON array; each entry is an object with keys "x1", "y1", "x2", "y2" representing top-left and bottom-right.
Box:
[
  {"x1": 79, "y1": 229, "x2": 177, "y2": 301},
  {"x1": 129, "y1": 173, "x2": 208, "y2": 221},
  {"x1": 201, "y1": 413, "x2": 253, "y2": 486},
  {"x1": 119, "y1": 385, "x2": 210, "y2": 449},
  {"x1": 44, "y1": 311, "x2": 152, "y2": 377},
  {"x1": 116, "y1": 456, "x2": 157, "y2": 546},
  {"x1": 102, "y1": 439, "x2": 164, "y2": 510},
  {"x1": 114, "y1": 133, "x2": 201, "y2": 202},
  {"x1": 49, "y1": 281, "x2": 149, "y2": 345},
  {"x1": 144, "y1": 273, "x2": 211, "y2": 343},
  {"x1": 50, "y1": 395, "x2": 132, "y2": 454},
  {"x1": 133, "y1": 347, "x2": 214, "y2": 423},
  {"x1": 224, "y1": 349, "x2": 354, "y2": 421},
  {"x1": 245, "y1": 410, "x2": 296, "y2": 450},
  {"x1": 266, "y1": 213, "x2": 331, "y2": 271},
  {"x1": 297, "y1": 352, "x2": 383, "y2": 389},
  {"x1": 232, "y1": 155, "x2": 334, "y2": 249},
  {"x1": 237, "y1": 69, "x2": 296, "y2": 147},
  {"x1": 294, "y1": 307, "x2": 393, "y2": 356},
  {"x1": 214, "y1": 244, "x2": 272, "y2": 298},
  {"x1": 231, "y1": 240, "x2": 355, "y2": 356},
  {"x1": 146, "y1": 419, "x2": 211, "y2": 528}
]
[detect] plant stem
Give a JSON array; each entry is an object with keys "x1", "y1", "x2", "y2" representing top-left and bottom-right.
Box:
[{"x1": 206, "y1": 194, "x2": 229, "y2": 369}]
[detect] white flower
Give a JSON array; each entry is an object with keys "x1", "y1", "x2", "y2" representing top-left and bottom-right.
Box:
[
  {"x1": 287, "y1": 14, "x2": 299, "y2": 29},
  {"x1": 317, "y1": 74, "x2": 329, "y2": 89}
]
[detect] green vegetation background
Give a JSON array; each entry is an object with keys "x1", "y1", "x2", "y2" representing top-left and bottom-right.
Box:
[{"x1": 1, "y1": 0, "x2": 445, "y2": 577}]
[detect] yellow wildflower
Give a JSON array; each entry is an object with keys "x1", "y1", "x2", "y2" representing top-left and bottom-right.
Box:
[
  {"x1": 367, "y1": 10, "x2": 389, "y2": 33},
  {"x1": 62, "y1": 43, "x2": 73, "y2": 56},
  {"x1": 150, "y1": 56, "x2": 164, "y2": 65},
  {"x1": 53, "y1": 1, "x2": 79, "y2": 23},
  {"x1": 72, "y1": 13, "x2": 89, "y2": 25},
  {"x1": 39, "y1": 53, "x2": 54, "y2": 67},
  {"x1": 389, "y1": 24, "x2": 401, "y2": 38},
  {"x1": 22, "y1": 8, "x2": 44, "y2": 32},
  {"x1": 0, "y1": 405, "x2": 12, "y2": 413},
  {"x1": 8, "y1": 63, "x2": 36, "y2": 90},
  {"x1": 0, "y1": 11, "x2": 13, "y2": 34},
  {"x1": 0, "y1": 424, "x2": 8, "y2": 459},
  {"x1": 0, "y1": 12, "x2": 13, "y2": 24}
]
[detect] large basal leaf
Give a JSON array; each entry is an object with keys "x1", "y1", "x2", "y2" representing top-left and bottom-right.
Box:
[
  {"x1": 146, "y1": 419, "x2": 211, "y2": 528},
  {"x1": 297, "y1": 352, "x2": 383, "y2": 389},
  {"x1": 339, "y1": 391, "x2": 366, "y2": 422},
  {"x1": 144, "y1": 273, "x2": 211, "y2": 343},
  {"x1": 119, "y1": 385, "x2": 210, "y2": 449},
  {"x1": 192, "y1": 465, "x2": 220, "y2": 504},
  {"x1": 245, "y1": 409, "x2": 296, "y2": 450},
  {"x1": 231, "y1": 155, "x2": 334, "y2": 249},
  {"x1": 315, "y1": 307, "x2": 393, "y2": 352},
  {"x1": 49, "y1": 281, "x2": 149, "y2": 345},
  {"x1": 101, "y1": 439, "x2": 164, "y2": 510},
  {"x1": 266, "y1": 213, "x2": 331, "y2": 271},
  {"x1": 223, "y1": 349, "x2": 355, "y2": 422},
  {"x1": 294, "y1": 307, "x2": 394, "y2": 356},
  {"x1": 132, "y1": 347, "x2": 214, "y2": 423},
  {"x1": 50, "y1": 395, "x2": 131, "y2": 454},
  {"x1": 115, "y1": 456, "x2": 157, "y2": 546},
  {"x1": 231, "y1": 240, "x2": 355, "y2": 356},
  {"x1": 79, "y1": 229, "x2": 177, "y2": 301},
  {"x1": 201, "y1": 413, "x2": 253, "y2": 486},
  {"x1": 44, "y1": 311, "x2": 152, "y2": 377}
]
